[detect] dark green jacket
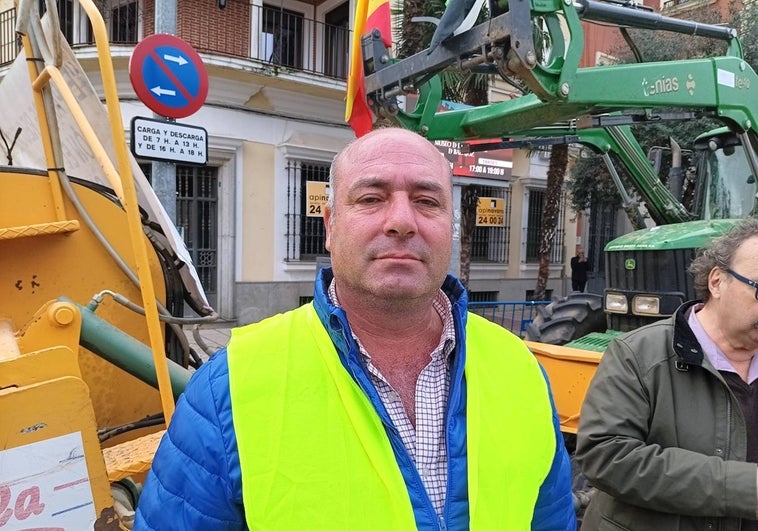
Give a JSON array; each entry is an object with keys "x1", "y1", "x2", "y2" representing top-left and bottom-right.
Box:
[{"x1": 576, "y1": 300, "x2": 758, "y2": 531}]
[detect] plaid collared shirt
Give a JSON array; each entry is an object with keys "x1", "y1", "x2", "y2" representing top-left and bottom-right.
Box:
[{"x1": 328, "y1": 281, "x2": 456, "y2": 516}]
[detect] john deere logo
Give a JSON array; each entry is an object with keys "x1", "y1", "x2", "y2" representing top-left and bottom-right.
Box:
[{"x1": 625, "y1": 258, "x2": 636, "y2": 270}]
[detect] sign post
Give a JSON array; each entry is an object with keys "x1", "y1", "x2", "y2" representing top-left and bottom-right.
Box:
[{"x1": 129, "y1": 33, "x2": 209, "y2": 222}]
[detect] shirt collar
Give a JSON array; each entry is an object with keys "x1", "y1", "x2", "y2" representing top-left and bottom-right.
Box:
[
  {"x1": 327, "y1": 279, "x2": 456, "y2": 362},
  {"x1": 689, "y1": 303, "x2": 758, "y2": 384}
]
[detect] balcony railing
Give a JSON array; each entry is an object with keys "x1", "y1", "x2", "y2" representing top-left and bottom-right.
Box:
[
  {"x1": 0, "y1": 5, "x2": 350, "y2": 81},
  {"x1": 662, "y1": 0, "x2": 708, "y2": 10},
  {"x1": 0, "y1": 8, "x2": 19, "y2": 66}
]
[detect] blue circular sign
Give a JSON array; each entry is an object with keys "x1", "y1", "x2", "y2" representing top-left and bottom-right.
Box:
[{"x1": 129, "y1": 34, "x2": 209, "y2": 119}]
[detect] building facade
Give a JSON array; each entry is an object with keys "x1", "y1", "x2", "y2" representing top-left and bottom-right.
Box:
[{"x1": 0, "y1": 0, "x2": 578, "y2": 324}]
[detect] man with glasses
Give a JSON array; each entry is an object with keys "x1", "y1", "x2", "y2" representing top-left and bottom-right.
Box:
[{"x1": 576, "y1": 218, "x2": 758, "y2": 531}]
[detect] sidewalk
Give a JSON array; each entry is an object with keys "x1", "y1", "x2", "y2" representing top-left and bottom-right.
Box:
[{"x1": 184, "y1": 323, "x2": 234, "y2": 361}]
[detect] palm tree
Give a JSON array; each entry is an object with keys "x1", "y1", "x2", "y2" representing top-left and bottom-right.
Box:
[
  {"x1": 459, "y1": 185, "x2": 479, "y2": 288},
  {"x1": 532, "y1": 144, "x2": 567, "y2": 300},
  {"x1": 392, "y1": 0, "x2": 489, "y2": 288}
]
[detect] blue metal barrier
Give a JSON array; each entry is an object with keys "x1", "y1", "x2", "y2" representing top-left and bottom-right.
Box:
[{"x1": 468, "y1": 300, "x2": 550, "y2": 336}]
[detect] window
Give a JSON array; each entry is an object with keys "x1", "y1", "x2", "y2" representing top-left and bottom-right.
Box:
[
  {"x1": 262, "y1": 5, "x2": 303, "y2": 69},
  {"x1": 140, "y1": 163, "x2": 219, "y2": 301},
  {"x1": 553, "y1": 192, "x2": 567, "y2": 263},
  {"x1": 0, "y1": 8, "x2": 20, "y2": 66},
  {"x1": 471, "y1": 184, "x2": 510, "y2": 263},
  {"x1": 39, "y1": 0, "x2": 74, "y2": 42},
  {"x1": 324, "y1": 3, "x2": 349, "y2": 79},
  {"x1": 525, "y1": 189, "x2": 543, "y2": 262},
  {"x1": 176, "y1": 166, "x2": 218, "y2": 296},
  {"x1": 286, "y1": 160, "x2": 330, "y2": 261},
  {"x1": 110, "y1": 0, "x2": 138, "y2": 43},
  {"x1": 525, "y1": 288, "x2": 553, "y2": 301},
  {"x1": 525, "y1": 188, "x2": 567, "y2": 263},
  {"x1": 38, "y1": 0, "x2": 136, "y2": 45},
  {"x1": 587, "y1": 201, "x2": 617, "y2": 276},
  {"x1": 468, "y1": 291, "x2": 498, "y2": 302}
]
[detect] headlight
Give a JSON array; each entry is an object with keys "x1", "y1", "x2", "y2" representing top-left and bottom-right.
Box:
[
  {"x1": 632, "y1": 296, "x2": 661, "y2": 316},
  {"x1": 605, "y1": 293, "x2": 628, "y2": 314}
]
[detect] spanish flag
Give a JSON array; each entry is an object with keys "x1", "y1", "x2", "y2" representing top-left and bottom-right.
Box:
[{"x1": 345, "y1": 0, "x2": 391, "y2": 137}]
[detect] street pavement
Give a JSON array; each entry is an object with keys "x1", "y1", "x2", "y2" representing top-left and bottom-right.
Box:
[{"x1": 185, "y1": 323, "x2": 234, "y2": 361}]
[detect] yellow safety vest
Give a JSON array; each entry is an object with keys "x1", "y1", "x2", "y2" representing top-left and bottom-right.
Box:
[{"x1": 228, "y1": 303, "x2": 556, "y2": 530}]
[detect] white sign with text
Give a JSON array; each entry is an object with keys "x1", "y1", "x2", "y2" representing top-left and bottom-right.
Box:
[
  {"x1": 0, "y1": 432, "x2": 96, "y2": 529},
  {"x1": 131, "y1": 117, "x2": 208, "y2": 165}
]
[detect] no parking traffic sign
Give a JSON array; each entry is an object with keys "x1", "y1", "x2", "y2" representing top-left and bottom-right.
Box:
[{"x1": 129, "y1": 34, "x2": 209, "y2": 119}]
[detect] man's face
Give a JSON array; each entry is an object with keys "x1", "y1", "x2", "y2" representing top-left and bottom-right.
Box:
[
  {"x1": 711, "y1": 236, "x2": 758, "y2": 350},
  {"x1": 324, "y1": 130, "x2": 453, "y2": 304}
]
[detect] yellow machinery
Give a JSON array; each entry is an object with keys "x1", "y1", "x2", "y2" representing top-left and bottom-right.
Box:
[
  {"x1": 0, "y1": 0, "x2": 206, "y2": 528},
  {"x1": 526, "y1": 342, "x2": 602, "y2": 434}
]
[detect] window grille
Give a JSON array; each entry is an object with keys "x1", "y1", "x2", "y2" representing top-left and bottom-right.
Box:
[
  {"x1": 323, "y1": 3, "x2": 349, "y2": 79},
  {"x1": 286, "y1": 160, "x2": 331, "y2": 261},
  {"x1": 141, "y1": 163, "x2": 219, "y2": 298},
  {"x1": 110, "y1": 1, "x2": 138, "y2": 43},
  {"x1": 39, "y1": 0, "x2": 74, "y2": 42},
  {"x1": 588, "y1": 201, "x2": 618, "y2": 275},
  {"x1": 37, "y1": 0, "x2": 138, "y2": 46},
  {"x1": 525, "y1": 189, "x2": 544, "y2": 262},
  {"x1": 552, "y1": 192, "x2": 567, "y2": 264},
  {"x1": 176, "y1": 166, "x2": 218, "y2": 295},
  {"x1": 468, "y1": 291, "x2": 498, "y2": 302},
  {"x1": 262, "y1": 5, "x2": 304, "y2": 69},
  {"x1": 525, "y1": 188, "x2": 567, "y2": 264},
  {"x1": 471, "y1": 184, "x2": 510, "y2": 263},
  {"x1": 0, "y1": 8, "x2": 20, "y2": 66},
  {"x1": 526, "y1": 288, "x2": 553, "y2": 301}
]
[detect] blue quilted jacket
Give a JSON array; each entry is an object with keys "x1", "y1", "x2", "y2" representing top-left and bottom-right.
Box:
[{"x1": 134, "y1": 271, "x2": 576, "y2": 530}]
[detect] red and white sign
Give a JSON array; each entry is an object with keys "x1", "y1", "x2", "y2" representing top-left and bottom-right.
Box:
[
  {"x1": 129, "y1": 34, "x2": 209, "y2": 118},
  {"x1": 434, "y1": 139, "x2": 513, "y2": 180},
  {"x1": 0, "y1": 432, "x2": 96, "y2": 529}
]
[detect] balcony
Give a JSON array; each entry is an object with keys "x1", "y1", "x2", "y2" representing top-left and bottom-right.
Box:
[
  {"x1": 661, "y1": 0, "x2": 715, "y2": 13},
  {"x1": 0, "y1": 3, "x2": 350, "y2": 81}
]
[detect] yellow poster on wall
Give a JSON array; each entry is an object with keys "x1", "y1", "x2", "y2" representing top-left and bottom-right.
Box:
[
  {"x1": 306, "y1": 181, "x2": 330, "y2": 217},
  {"x1": 476, "y1": 197, "x2": 505, "y2": 226}
]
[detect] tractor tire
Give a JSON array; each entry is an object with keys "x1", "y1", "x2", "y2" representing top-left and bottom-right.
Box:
[{"x1": 523, "y1": 292, "x2": 606, "y2": 345}]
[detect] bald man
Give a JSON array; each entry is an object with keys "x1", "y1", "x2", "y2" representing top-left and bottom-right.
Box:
[{"x1": 136, "y1": 128, "x2": 576, "y2": 531}]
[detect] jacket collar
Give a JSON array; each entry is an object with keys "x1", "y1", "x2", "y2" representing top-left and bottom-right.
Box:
[
  {"x1": 310, "y1": 267, "x2": 469, "y2": 369},
  {"x1": 672, "y1": 299, "x2": 706, "y2": 367},
  {"x1": 312, "y1": 267, "x2": 468, "y2": 327}
]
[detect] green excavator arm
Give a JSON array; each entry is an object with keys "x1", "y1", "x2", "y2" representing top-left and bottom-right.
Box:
[{"x1": 359, "y1": 0, "x2": 758, "y2": 225}]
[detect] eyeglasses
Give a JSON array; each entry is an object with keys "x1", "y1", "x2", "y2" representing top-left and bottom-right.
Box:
[{"x1": 725, "y1": 268, "x2": 758, "y2": 300}]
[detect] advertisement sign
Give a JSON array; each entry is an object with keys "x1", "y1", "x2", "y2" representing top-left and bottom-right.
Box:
[
  {"x1": 434, "y1": 140, "x2": 513, "y2": 180},
  {"x1": 476, "y1": 197, "x2": 505, "y2": 226},
  {"x1": 306, "y1": 181, "x2": 330, "y2": 217},
  {"x1": 401, "y1": 96, "x2": 513, "y2": 180}
]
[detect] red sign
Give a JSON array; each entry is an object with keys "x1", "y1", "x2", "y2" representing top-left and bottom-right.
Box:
[
  {"x1": 434, "y1": 139, "x2": 513, "y2": 180},
  {"x1": 129, "y1": 34, "x2": 209, "y2": 119}
]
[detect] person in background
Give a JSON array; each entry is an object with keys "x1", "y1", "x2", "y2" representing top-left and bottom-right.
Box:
[
  {"x1": 134, "y1": 127, "x2": 576, "y2": 530},
  {"x1": 576, "y1": 218, "x2": 758, "y2": 530},
  {"x1": 570, "y1": 247, "x2": 589, "y2": 292}
]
